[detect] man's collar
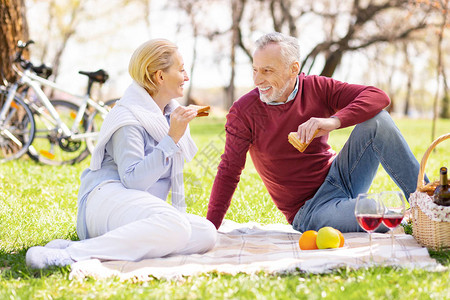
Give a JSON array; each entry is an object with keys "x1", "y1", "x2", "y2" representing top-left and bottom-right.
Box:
[{"x1": 266, "y1": 77, "x2": 299, "y2": 106}]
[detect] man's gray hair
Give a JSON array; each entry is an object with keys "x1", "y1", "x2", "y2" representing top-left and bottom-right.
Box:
[{"x1": 255, "y1": 32, "x2": 300, "y2": 66}]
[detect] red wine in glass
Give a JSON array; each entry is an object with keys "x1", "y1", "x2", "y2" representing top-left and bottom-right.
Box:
[
  {"x1": 357, "y1": 215, "x2": 383, "y2": 232},
  {"x1": 355, "y1": 193, "x2": 384, "y2": 264},
  {"x1": 379, "y1": 191, "x2": 406, "y2": 263},
  {"x1": 382, "y1": 215, "x2": 403, "y2": 229}
]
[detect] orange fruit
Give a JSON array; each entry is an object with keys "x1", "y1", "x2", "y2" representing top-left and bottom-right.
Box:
[
  {"x1": 299, "y1": 230, "x2": 319, "y2": 250},
  {"x1": 335, "y1": 229, "x2": 345, "y2": 247}
]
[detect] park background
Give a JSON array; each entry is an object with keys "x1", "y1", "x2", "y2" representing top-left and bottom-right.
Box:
[
  {"x1": 0, "y1": 0, "x2": 449, "y2": 299},
  {"x1": 2, "y1": 0, "x2": 449, "y2": 126}
]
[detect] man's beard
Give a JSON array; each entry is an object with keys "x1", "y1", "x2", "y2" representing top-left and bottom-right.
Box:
[{"x1": 259, "y1": 80, "x2": 291, "y2": 103}]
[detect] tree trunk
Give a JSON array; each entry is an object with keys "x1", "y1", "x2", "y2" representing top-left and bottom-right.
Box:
[
  {"x1": 441, "y1": 94, "x2": 449, "y2": 118},
  {"x1": 226, "y1": 0, "x2": 246, "y2": 109},
  {"x1": 186, "y1": 28, "x2": 198, "y2": 106},
  {"x1": 432, "y1": 3, "x2": 447, "y2": 140},
  {"x1": 403, "y1": 43, "x2": 412, "y2": 117},
  {"x1": 0, "y1": 0, "x2": 29, "y2": 84},
  {"x1": 226, "y1": 32, "x2": 236, "y2": 109},
  {"x1": 437, "y1": 0, "x2": 449, "y2": 119},
  {"x1": 404, "y1": 74, "x2": 412, "y2": 117},
  {"x1": 319, "y1": 49, "x2": 343, "y2": 78},
  {"x1": 439, "y1": 49, "x2": 449, "y2": 119}
]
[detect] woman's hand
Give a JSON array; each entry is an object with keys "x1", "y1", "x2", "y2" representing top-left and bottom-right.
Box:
[
  {"x1": 297, "y1": 117, "x2": 341, "y2": 144},
  {"x1": 168, "y1": 106, "x2": 197, "y2": 144}
]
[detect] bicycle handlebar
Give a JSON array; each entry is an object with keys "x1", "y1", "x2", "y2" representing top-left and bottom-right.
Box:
[
  {"x1": 14, "y1": 40, "x2": 34, "y2": 63},
  {"x1": 14, "y1": 40, "x2": 53, "y2": 79},
  {"x1": 17, "y1": 40, "x2": 35, "y2": 49}
]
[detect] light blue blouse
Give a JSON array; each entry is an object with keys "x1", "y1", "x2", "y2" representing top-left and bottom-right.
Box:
[{"x1": 76, "y1": 120, "x2": 179, "y2": 240}]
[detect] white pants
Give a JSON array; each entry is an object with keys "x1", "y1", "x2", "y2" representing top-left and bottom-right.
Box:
[{"x1": 67, "y1": 181, "x2": 217, "y2": 262}]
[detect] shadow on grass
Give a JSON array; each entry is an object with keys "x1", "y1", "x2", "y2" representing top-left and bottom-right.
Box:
[{"x1": 428, "y1": 249, "x2": 450, "y2": 266}]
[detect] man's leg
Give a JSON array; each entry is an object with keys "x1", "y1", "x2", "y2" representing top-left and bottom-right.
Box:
[{"x1": 292, "y1": 110, "x2": 421, "y2": 232}]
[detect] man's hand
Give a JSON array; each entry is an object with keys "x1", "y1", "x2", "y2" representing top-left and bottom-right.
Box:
[
  {"x1": 297, "y1": 117, "x2": 341, "y2": 144},
  {"x1": 168, "y1": 106, "x2": 197, "y2": 144}
]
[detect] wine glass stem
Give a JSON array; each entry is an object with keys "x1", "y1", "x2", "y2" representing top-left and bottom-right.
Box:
[
  {"x1": 391, "y1": 229, "x2": 395, "y2": 260},
  {"x1": 369, "y1": 232, "x2": 373, "y2": 263}
]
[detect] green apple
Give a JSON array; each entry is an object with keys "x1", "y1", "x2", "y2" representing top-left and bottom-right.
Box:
[{"x1": 316, "y1": 227, "x2": 341, "y2": 249}]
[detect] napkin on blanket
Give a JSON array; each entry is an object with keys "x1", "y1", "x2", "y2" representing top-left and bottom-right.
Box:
[{"x1": 69, "y1": 220, "x2": 441, "y2": 281}]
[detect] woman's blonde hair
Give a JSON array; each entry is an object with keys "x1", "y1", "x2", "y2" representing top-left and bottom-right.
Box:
[{"x1": 128, "y1": 39, "x2": 178, "y2": 96}]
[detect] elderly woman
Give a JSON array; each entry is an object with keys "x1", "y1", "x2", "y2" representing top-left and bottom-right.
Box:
[{"x1": 26, "y1": 39, "x2": 217, "y2": 269}]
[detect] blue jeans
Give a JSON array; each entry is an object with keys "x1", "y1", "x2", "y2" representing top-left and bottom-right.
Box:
[{"x1": 292, "y1": 111, "x2": 424, "y2": 233}]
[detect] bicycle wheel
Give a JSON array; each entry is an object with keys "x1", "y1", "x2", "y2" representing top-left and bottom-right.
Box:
[
  {"x1": 27, "y1": 99, "x2": 90, "y2": 165},
  {"x1": 85, "y1": 98, "x2": 118, "y2": 153},
  {"x1": 0, "y1": 89, "x2": 35, "y2": 163}
]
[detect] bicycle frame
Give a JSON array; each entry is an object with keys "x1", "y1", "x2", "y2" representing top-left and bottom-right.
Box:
[
  {"x1": 0, "y1": 83, "x2": 18, "y2": 122},
  {"x1": 17, "y1": 67, "x2": 110, "y2": 141},
  {"x1": 0, "y1": 84, "x2": 22, "y2": 146},
  {"x1": 0, "y1": 83, "x2": 27, "y2": 149}
]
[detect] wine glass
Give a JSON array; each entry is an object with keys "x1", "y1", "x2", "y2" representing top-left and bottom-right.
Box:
[
  {"x1": 355, "y1": 193, "x2": 384, "y2": 264},
  {"x1": 379, "y1": 191, "x2": 405, "y2": 263}
]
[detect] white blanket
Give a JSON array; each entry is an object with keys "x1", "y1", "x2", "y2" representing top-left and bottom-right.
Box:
[{"x1": 70, "y1": 220, "x2": 442, "y2": 281}]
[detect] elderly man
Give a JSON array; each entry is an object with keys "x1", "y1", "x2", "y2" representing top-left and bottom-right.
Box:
[{"x1": 207, "y1": 32, "x2": 422, "y2": 233}]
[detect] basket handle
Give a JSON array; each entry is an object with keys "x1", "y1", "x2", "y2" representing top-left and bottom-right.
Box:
[{"x1": 416, "y1": 133, "x2": 450, "y2": 190}]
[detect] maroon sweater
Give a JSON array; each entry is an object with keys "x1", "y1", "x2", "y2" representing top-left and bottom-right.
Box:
[{"x1": 207, "y1": 74, "x2": 390, "y2": 229}]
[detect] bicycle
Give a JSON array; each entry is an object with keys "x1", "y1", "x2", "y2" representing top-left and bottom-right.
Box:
[
  {"x1": 0, "y1": 84, "x2": 35, "y2": 163},
  {"x1": 0, "y1": 40, "x2": 117, "y2": 165}
]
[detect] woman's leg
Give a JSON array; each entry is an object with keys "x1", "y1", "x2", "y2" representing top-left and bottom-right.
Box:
[
  {"x1": 66, "y1": 181, "x2": 192, "y2": 262},
  {"x1": 44, "y1": 214, "x2": 218, "y2": 255},
  {"x1": 175, "y1": 213, "x2": 217, "y2": 255}
]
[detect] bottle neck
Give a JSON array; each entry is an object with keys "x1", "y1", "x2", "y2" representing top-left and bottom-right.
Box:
[{"x1": 440, "y1": 167, "x2": 448, "y2": 186}]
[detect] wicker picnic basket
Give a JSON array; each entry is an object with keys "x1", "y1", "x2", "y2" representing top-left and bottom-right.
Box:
[{"x1": 410, "y1": 133, "x2": 450, "y2": 250}]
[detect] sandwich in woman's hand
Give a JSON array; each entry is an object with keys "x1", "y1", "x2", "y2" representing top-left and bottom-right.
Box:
[
  {"x1": 288, "y1": 130, "x2": 319, "y2": 152},
  {"x1": 188, "y1": 105, "x2": 210, "y2": 117}
]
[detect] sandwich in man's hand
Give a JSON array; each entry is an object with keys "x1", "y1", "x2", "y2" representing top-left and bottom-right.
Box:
[
  {"x1": 188, "y1": 105, "x2": 210, "y2": 117},
  {"x1": 288, "y1": 130, "x2": 319, "y2": 153}
]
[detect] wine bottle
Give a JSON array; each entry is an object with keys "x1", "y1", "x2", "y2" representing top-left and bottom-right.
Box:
[{"x1": 433, "y1": 167, "x2": 450, "y2": 206}]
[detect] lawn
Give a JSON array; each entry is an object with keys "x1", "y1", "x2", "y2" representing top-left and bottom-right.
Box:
[{"x1": 0, "y1": 116, "x2": 449, "y2": 299}]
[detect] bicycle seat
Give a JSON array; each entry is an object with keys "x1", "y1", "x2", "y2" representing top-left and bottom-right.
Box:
[{"x1": 78, "y1": 69, "x2": 109, "y2": 83}]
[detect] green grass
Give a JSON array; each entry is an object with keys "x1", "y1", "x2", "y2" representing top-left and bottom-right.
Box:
[{"x1": 1, "y1": 116, "x2": 449, "y2": 299}]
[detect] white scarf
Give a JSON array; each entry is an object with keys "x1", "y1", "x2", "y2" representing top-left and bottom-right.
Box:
[{"x1": 89, "y1": 81, "x2": 198, "y2": 212}]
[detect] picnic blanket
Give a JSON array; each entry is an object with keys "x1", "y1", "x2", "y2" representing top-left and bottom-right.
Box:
[{"x1": 69, "y1": 220, "x2": 442, "y2": 281}]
